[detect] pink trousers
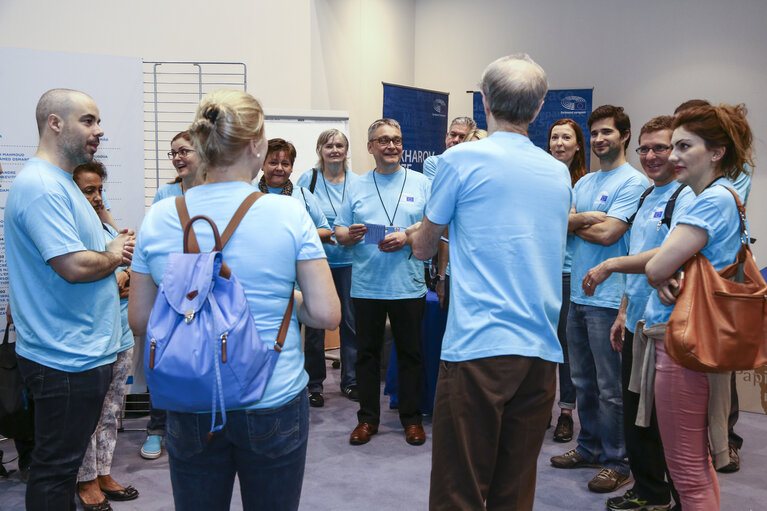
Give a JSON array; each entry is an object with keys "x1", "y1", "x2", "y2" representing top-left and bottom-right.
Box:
[{"x1": 654, "y1": 339, "x2": 720, "y2": 510}]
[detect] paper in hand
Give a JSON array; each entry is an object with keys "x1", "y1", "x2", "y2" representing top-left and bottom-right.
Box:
[{"x1": 364, "y1": 223, "x2": 403, "y2": 244}]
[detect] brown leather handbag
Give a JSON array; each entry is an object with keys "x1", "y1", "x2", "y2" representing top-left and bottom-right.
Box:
[{"x1": 665, "y1": 187, "x2": 767, "y2": 372}]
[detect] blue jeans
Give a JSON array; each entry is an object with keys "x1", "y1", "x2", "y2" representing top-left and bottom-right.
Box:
[
  {"x1": 304, "y1": 265, "x2": 357, "y2": 391},
  {"x1": 566, "y1": 303, "x2": 628, "y2": 475},
  {"x1": 16, "y1": 356, "x2": 112, "y2": 511},
  {"x1": 166, "y1": 390, "x2": 309, "y2": 511},
  {"x1": 556, "y1": 274, "x2": 576, "y2": 409}
]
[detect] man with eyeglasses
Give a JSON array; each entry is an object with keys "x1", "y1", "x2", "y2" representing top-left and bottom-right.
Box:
[
  {"x1": 550, "y1": 105, "x2": 648, "y2": 494},
  {"x1": 422, "y1": 116, "x2": 477, "y2": 181},
  {"x1": 335, "y1": 118, "x2": 431, "y2": 447},
  {"x1": 408, "y1": 54, "x2": 572, "y2": 510},
  {"x1": 581, "y1": 115, "x2": 694, "y2": 511}
]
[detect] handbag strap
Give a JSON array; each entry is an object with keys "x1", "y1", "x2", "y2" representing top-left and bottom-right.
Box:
[
  {"x1": 175, "y1": 192, "x2": 264, "y2": 278},
  {"x1": 273, "y1": 292, "x2": 294, "y2": 352},
  {"x1": 720, "y1": 186, "x2": 750, "y2": 283}
]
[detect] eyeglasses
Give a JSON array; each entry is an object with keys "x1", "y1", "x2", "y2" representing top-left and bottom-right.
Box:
[
  {"x1": 371, "y1": 136, "x2": 403, "y2": 147},
  {"x1": 167, "y1": 148, "x2": 195, "y2": 159},
  {"x1": 635, "y1": 145, "x2": 672, "y2": 155}
]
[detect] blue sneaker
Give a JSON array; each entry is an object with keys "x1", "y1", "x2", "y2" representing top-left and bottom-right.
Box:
[{"x1": 140, "y1": 434, "x2": 163, "y2": 459}]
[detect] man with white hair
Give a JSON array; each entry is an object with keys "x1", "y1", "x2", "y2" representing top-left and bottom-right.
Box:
[
  {"x1": 422, "y1": 116, "x2": 477, "y2": 181},
  {"x1": 5, "y1": 88, "x2": 134, "y2": 509},
  {"x1": 408, "y1": 54, "x2": 572, "y2": 510}
]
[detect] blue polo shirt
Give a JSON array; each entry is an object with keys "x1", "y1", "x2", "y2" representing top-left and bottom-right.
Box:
[
  {"x1": 133, "y1": 181, "x2": 326, "y2": 409},
  {"x1": 644, "y1": 180, "x2": 744, "y2": 327},
  {"x1": 153, "y1": 182, "x2": 183, "y2": 204},
  {"x1": 624, "y1": 182, "x2": 694, "y2": 333},
  {"x1": 4, "y1": 158, "x2": 121, "y2": 371},
  {"x1": 426, "y1": 131, "x2": 572, "y2": 363},
  {"x1": 296, "y1": 169, "x2": 357, "y2": 267},
  {"x1": 570, "y1": 163, "x2": 649, "y2": 308},
  {"x1": 335, "y1": 167, "x2": 430, "y2": 300}
]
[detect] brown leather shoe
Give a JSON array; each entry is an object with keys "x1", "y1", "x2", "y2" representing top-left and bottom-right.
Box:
[
  {"x1": 404, "y1": 424, "x2": 426, "y2": 445},
  {"x1": 349, "y1": 423, "x2": 378, "y2": 445}
]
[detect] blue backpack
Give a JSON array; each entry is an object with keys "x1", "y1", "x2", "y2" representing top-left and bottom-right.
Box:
[{"x1": 145, "y1": 193, "x2": 294, "y2": 437}]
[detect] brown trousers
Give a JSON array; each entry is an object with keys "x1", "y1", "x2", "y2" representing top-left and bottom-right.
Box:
[{"x1": 429, "y1": 355, "x2": 556, "y2": 510}]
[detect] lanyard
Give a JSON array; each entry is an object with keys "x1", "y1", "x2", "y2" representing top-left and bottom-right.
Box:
[
  {"x1": 373, "y1": 168, "x2": 407, "y2": 227},
  {"x1": 321, "y1": 170, "x2": 346, "y2": 217}
]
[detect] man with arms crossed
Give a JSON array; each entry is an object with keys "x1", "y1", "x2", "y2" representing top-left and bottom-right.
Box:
[
  {"x1": 335, "y1": 118, "x2": 431, "y2": 446},
  {"x1": 550, "y1": 105, "x2": 648, "y2": 493},
  {"x1": 4, "y1": 88, "x2": 134, "y2": 509},
  {"x1": 408, "y1": 54, "x2": 572, "y2": 510},
  {"x1": 583, "y1": 116, "x2": 694, "y2": 510}
]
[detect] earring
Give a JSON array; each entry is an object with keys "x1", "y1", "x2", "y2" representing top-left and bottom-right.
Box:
[{"x1": 256, "y1": 153, "x2": 261, "y2": 159}]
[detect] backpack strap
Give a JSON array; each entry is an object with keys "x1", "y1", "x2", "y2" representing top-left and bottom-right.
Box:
[
  {"x1": 309, "y1": 168, "x2": 318, "y2": 193},
  {"x1": 660, "y1": 183, "x2": 688, "y2": 229},
  {"x1": 176, "y1": 192, "x2": 264, "y2": 278},
  {"x1": 627, "y1": 185, "x2": 655, "y2": 226},
  {"x1": 273, "y1": 293, "x2": 294, "y2": 352}
]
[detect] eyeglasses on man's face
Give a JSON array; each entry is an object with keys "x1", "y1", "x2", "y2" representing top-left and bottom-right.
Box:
[
  {"x1": 371, "y1": 136, "x2": 403, "y2": 147},
  {"x1": 636, "y1": 145, "x2": 672, "y2": 156}
]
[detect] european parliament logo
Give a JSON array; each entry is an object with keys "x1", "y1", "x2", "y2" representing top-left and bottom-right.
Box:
[{"x1": 561, "y1": 96, "x2": 588, "y2": 111}]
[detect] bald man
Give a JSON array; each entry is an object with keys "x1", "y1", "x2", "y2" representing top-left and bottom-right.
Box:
[{"x1": 4, "y1": 88, "x2": 134, "y2": 509}]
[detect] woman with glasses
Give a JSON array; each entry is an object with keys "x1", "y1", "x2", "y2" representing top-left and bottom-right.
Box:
[
  {"x1": 153, "y1": 131, "x2": 202, "y2": 204},
  {"x1": 643, "y1": 103, "x2": 754, "y2": 510},
  {"x1": 296, "y1": 130, "x2": 359, "y2": 405},
  {"x1": 129, "y1": 90, "x2": 340, "y2": 510},
  {"x1": 140, "y1": 130, "x2": 203, "y2": 461},
  {"x1": 546, "y1": 118, "x2": 588, "y2": 443}
]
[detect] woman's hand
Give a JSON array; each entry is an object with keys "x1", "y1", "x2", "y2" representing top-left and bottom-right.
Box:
[{"x1": 656, "y1": 276, "x2": 682, "y2": 306}]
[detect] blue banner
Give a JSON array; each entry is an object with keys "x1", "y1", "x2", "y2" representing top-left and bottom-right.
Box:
[
  {"x1": 473, "y1": 88, "x2": 593, "y2": 167},
  {"x1": 383, "y1": 83, "x2": 448, "y2": 173}
]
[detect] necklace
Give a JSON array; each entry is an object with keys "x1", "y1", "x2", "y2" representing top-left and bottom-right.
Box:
[
  {"x1": 373, "y1": 168, "x2": 407, "y2": 226},
  {"x1": 321, "y1": 170, "x2": 346, "y2": 217}
]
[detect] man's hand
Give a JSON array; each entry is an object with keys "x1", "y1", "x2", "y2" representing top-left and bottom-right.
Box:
[
  {"x1": 107, "y1": 229, "x2": 135, "y2": 266},
  {"x1": 582, "y1": 259, "x2": 614, "y2": 296},
  {"x1": 609, "y1": 314, "x2": 626, "y2": 352},
  {"x1": 379, "y1": 231, "x2": 407, "y2": 252},
  {"x1": 579, "y1": 211, "x2": 608, "y2": 226},
  {"x1": 347, "y1": 224, "x2": 367, "y2": 244},
  {"x1": 318, "y1": 228, "x2": 336, "y2": 245},
  {"x1": 116, "y1": 270, "x2": 130, "y2": 299}
]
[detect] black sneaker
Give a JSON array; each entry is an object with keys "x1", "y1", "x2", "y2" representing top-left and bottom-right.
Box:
[
  {"x1": 606, "y1": 489, "x2": 672, "y2": 510},
  {"x1": 309, "y1": 392, "x2": 324, "y2": 408},
  {"x1": 341, "y1": 385, "x2": 360, "y2": 402},
  {"x1": 717, "y1": 443, "x2": 740, "y2": 473},
  {"x1": 553, "y1": 413, "x2": 574, "y2": 442}
]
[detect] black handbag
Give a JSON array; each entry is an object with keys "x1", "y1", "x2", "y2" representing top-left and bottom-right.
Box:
[{"x1": 0, "y1": 322, "x2": 34, "y2": 439}]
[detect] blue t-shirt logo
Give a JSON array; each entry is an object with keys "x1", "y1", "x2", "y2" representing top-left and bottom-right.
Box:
[
  {"x1": 594, "y1": 190, "x2": 609, "y2": 206},
  {"x1": 652, "y1": 207, "x2": 663, "y2": 220}
]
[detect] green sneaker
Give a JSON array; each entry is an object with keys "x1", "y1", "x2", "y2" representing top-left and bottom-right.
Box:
[{"x1": 606, "y1": 489, "x2": 672, "y2": 510}]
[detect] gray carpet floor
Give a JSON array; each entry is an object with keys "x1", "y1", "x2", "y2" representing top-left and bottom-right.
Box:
[{"x1": 2, "y1": 353, "x2": 766, "y2": 510}]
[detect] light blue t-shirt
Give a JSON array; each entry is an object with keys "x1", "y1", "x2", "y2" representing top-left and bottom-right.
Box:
[
  {"x1": 570, "y1": 163, "x2": 649, "y2": 308},
  {"x1": 104, "y1": 224, "x2": 135, "y2": 352},
  {"x1": 4, "y1": 158, "x2": 121, "y2": 372},
  {"x1": 296, "y1": 169, "x2": 357, "y2": 267},
  {"x1": 624, "y1": 182, "x2": 695, "y2": 333},
  {"x1": 427, "y1": 132, "x2": 572, "y2": 363},
  {"x1": 153, "y1": 182, "x2": 183, "y2": 204},
  {"x1": 644, "y1": 179, "x2": 744, "y2": 327},
  {"x1": 728, "y1": 167, "x2": 751, "y2": 205},
  {"x1": 422, "y1": 155, "x2": 440, "y2": 181},
  {"x1": 132, "y1": 181, "x2": 326, "y2": 410},
  {"x1": 265, "y1": 184, "x2": 330, "y2": 231},
  {"x1": 335, "y1": 167, "x2": 430, "y2": 300}
]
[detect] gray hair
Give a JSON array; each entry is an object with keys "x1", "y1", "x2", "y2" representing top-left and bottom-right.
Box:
[
  {"x1": 480, "y1": 54, "x2": 548, "y2": 125},
  {"x1": 367, "y1": 118, "x2": 401, "y2": 141},
  {"x1": 35, "y1": 88, "x2": 91, "y2": 135},
  {"x1": 450, "y1": 117, "x2": 477, "y2": 131},
  {"x1": 315, "y1": 128, "x2": 349, "y2": 171}
]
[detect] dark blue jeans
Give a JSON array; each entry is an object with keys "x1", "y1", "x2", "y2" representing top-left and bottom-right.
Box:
[
  {"x1": 566, "y1": 303, "x2": 628, "y2": 475},
  {"x1": 16, "y1": 355, "x2": 112, "y2": 511},
  {"x1": 166, "y1": 390, "x2": 309, "y2": 511},
  {"x1": 556, "y1": 274, "x2": 576, "y2": 409},
  {"x1": 304, "y1": 265, "x2": 357, "y2": 392}
]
